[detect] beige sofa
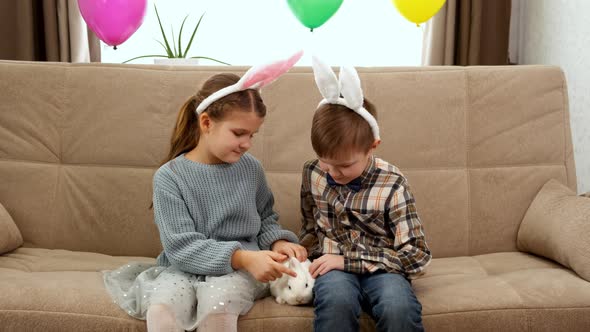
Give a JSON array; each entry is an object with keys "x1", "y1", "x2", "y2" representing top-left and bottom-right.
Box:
[{"x1": 0, "y1": 61, "x2": 588, "y2": 331}]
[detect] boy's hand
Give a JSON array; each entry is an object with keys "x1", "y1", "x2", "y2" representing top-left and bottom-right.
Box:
[
  {"x1": 271, "y1": 240, "x2": 308, "y2": 262},
  {"x1": 309, "y1": 254, "x2": 344, "y2": 278},
  {"x1": 232, "y1": 250, "x2": 297, "y2": 283}
]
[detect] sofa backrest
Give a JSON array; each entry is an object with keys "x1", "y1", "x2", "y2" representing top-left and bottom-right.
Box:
[{"x1": 0, "y1": 62, "x2": 576, "y2": 258}]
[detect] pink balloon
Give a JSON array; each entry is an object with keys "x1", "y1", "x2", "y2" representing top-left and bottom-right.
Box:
[{"x1": 78, "y1": 0, "x2": 147, "y2": 48}]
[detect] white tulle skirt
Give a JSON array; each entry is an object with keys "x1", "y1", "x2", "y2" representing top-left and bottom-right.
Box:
[{"x1": 103, "y1": 262, "x2": 268, "y2": 331}]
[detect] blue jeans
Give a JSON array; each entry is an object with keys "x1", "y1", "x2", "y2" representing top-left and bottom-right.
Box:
[{"x1": 313, "y1": 270, "x2": 424, "y2": 332}]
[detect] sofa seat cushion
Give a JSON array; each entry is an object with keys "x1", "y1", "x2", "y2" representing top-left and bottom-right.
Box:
[
  {"x1": 0, "y1": 247, "x2": 154, "y2": 331},
  {"x1": 415, "y1": 252, "x2": 590, "y2": 331},
  {"x1": 2, "y1": 249, "x2": 590, "y2": 332}
]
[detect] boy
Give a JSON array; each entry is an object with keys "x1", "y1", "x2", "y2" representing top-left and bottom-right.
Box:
[{"x1": 300, "y1": 58, "x2": 431, "y2": 332}]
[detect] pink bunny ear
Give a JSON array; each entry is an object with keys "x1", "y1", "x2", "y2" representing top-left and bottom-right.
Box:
[
  {"x1": 196, "y1": 50, "x2": 303, "y2": 115},
  {"x1": 242, "y1": 50, "x2": 303, "y2": 89}
]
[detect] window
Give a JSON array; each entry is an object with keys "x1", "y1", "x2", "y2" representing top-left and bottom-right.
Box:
[{"x1": 101, "y1": 0, "x2": 423, "y2": 66}]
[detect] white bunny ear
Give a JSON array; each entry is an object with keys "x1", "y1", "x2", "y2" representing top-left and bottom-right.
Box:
[
  {"x1": 310, "y1": 57, "x2": 381, "y2": 141},
  {"x1": 339, "y1": 66, "x2": 364, "y2": 111},
  {"x1": 289, "y1": 257, "x2": 301, "y2": 269},
  {"x1": 301, "y1": 259, "x2": 312, "y2": 270},
  {"x1": 312, "y1": 56, "x2": 340, "y2": 103}
]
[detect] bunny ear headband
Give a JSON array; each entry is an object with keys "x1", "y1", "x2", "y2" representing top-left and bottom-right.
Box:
[
  {"x1": 311, "y1": 56, "x2": 380, "y2": 140},
  {"x1": 196, "y1": 50, "x2": 304, "y2": 114}
]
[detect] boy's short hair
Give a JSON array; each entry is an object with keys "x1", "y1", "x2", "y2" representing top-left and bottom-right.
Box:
[{"x1": 311, "y1": 98, "x2": 377, "y2": 158}]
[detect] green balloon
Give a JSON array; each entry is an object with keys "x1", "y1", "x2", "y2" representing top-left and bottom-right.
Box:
[{"x1": 287, "y1": 0, "x2": 344, "y2": 31}]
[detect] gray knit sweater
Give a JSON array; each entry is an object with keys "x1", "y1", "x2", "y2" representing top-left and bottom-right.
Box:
[{"x1": 152, "y1": 153, "x2": 298, "y2": 276}]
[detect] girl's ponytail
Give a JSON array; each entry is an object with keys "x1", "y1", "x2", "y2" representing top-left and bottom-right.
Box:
[
  {"x1": 149, "y1": 95, "x2": 201, "y2": 209},
  {"x1": 162, "y1": 95, "x2": 201, "y2": 166}
]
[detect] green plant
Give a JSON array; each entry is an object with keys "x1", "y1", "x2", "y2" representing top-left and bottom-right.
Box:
[{"x1": 124, "y1": 5, "x2": 230, "y2": 64}]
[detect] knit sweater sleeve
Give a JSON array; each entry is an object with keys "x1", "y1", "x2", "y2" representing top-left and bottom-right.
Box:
[
  {"x1": 153, "y1": 168, "x2": 242, "y2": 276},
  {"x1": 253, "y1": 160, "x2": 299, "y2": 250}
]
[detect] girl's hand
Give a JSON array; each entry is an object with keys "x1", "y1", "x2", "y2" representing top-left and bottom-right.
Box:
[
  {"x1": 309, "y1": 254, "x2": 344, "y2": 278},
  {"x1": 271, "y1": 240, "x2": 308, "y2": 262},
  {"x1": 232, "y1": 250, "x2": 297, "y2": 283}
]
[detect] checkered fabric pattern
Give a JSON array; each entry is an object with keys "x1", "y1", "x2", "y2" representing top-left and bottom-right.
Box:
[{"x1": 299, "y1": 156, "x2": 432, "y2": 278}]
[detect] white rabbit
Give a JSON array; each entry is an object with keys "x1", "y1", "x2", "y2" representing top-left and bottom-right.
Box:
[{"x1": 269, "y1": 257, "x2": 315, "y2": 305}]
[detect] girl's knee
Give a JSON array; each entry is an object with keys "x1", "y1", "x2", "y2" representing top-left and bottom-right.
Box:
[
  {"x1": 147, "y1": 304, "x2": 184, "y2": 332},
  {"x1": 147, "y1": 303, "x2": 174, "y2": 318}
]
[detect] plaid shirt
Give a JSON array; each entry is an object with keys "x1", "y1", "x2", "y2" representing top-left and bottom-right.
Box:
[{"x1": 299, "y1": 156, "x2": 431, "y2": 278}]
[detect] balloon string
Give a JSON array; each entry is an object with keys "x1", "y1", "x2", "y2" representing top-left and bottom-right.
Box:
[{"x1": 113, "y1": 46, "x2": 118, "y2": 50}]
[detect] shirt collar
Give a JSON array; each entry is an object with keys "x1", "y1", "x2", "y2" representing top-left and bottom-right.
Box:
[{"x1": 325, "y1": 155, "x2": 375, "y2": 192}]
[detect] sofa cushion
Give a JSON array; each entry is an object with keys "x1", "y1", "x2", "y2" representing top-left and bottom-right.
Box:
[
  {"x1": 2, "y1": 249, "x2": 590, "y2": 331},
  {"x1": 0, "y1": 248, "x2": 154, "y2": 331},
  {"x1": 517, "y1": 179, "x2": 590, "y2": 281},
  {"x1": 0, "y1": 202, "x2": 22, "y2": 254},
  {"x1": 415, "y1": 252, "x2": 590, "y2": 331}
]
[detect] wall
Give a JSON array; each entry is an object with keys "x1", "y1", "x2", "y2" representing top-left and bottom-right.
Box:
[{"x1": 512, "y1": 0, "x2": 590, "y2": 193}]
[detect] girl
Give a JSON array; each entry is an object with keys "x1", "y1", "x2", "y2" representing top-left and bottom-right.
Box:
[{"x1": 103, "y1": 52, "x2": 307, "y2": 332}]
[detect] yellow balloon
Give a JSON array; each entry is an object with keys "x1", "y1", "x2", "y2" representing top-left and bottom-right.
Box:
[{"x1": 392, "y1": 0, "x2": 446, "y2": 25}]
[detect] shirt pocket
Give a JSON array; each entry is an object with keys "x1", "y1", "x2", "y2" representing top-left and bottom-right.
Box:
[{"x1": 347, "y1": 209, "x2": 388, "y2": 236}]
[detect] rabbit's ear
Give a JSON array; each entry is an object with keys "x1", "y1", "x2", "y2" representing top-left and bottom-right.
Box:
[
  {"x1": 339, "y1": 66, "x2": 363, "y2": 111},
  {"x1": 289, "y1": 257, "x2": 301, "y2": 270},
  {"x1": 241, "y1": 50, "x2": 303, "y2": 89},
  {"x1": 302, "y1": 259, "x2": 312, "y2": 270},
  {"x1": 312, "y1": 56, "x2": 340, "y2": 103},
  {"x1": 197, "y1": 51, "x2": 302, "y2": 114}
]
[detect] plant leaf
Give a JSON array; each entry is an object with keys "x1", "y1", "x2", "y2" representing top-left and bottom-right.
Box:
[
  {"x1": 189, "y1": 56, "x2": 231, "y2": 65},
  {"x1": 123, "y1": 55, "x2": 170, "y2": 64},
  {"x1": 184, "y1": 12, "x2": 205, "y2": 57},
  {"x1": 154, "y1": 4, "x2": 173, "y2": 57},
  {"x1": 171, "y1": 25, "x2": 177, "y2": 57},
  {"x1": 178, "y1": 15, "x2": 188, "y2": 58},
  {"x1": 156, "y1": 40, "x2": 176, "y2": 57}
]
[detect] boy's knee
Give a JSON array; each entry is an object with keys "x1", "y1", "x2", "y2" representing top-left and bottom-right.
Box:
[
  {"x1": 314, "y1": 296, "x2": 361, "y2": 323},
  {"x1": 379, "y1": 299, "x2": 421, "y2": 317},
  {"x1": 373, "y1": 298, "x2": 423, "y2": 331}
]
